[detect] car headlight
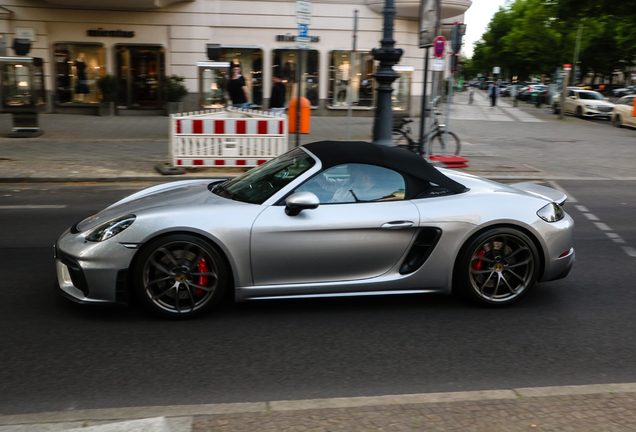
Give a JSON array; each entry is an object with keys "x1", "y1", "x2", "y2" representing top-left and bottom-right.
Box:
[
  {"x1": 86, "y1": 215, "x2": 136, "y2": 242},
  {"x1": 585, "y1": 105, "x2": 596, "y2": 110},
  {"x1": 537, "y1": 203, "x2": 564, "y2": 223}
]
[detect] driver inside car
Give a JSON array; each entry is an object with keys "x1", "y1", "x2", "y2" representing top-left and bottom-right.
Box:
[{"x1": 317, "y1": 164, "x2": 379, "y2": 203}]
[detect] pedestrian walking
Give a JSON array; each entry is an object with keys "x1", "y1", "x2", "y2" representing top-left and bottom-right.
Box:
[
  {"x1": 269, "y1": 74, "x2": 286, "y2": 115},
  {"x1": 488, "y1": 81, "x2": 500, "y2": 107},
  {"x1": 227, "y1": 63, "x2": 250, "y2": 108}
]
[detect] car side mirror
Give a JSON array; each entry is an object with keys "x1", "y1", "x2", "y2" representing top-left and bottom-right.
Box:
[{"x1": 285, "y1": 191, "x2": 319, "y2": 216}]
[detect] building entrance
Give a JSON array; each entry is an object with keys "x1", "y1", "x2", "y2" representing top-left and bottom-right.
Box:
[{"x1": 116, "y1": 45, "x2": 165, "y2": 109}]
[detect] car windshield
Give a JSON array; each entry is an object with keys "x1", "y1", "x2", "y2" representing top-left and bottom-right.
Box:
[
  {"x1": 212, "y1": 148, "x2": 315, "y2": 204},
  {"x1": 578, "y1": 92, "x2": 604, "y2": 100}
]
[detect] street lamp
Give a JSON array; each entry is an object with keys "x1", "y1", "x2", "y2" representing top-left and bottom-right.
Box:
[{"x1": 372, "y1": 0, "x2": 403, "y2": 146}]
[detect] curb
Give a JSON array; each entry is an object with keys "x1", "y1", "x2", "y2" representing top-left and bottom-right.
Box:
[{"x1": 2, "y1": 383, "x2": 636, "y2": 426}]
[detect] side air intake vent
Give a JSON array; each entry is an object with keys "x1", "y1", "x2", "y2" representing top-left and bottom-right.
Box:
[{"x1": 400, "y1": 228, "x2": 442, "y2": 275}]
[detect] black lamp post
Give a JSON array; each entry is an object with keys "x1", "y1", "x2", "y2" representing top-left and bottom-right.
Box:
[{"x1": 372, "y1": 0, "x2": 403, "y2": 146}]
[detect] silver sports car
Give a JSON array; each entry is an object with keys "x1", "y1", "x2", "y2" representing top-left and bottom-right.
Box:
[{"x1": 55, "y1": 141, "x2": 575, "y2": 318}]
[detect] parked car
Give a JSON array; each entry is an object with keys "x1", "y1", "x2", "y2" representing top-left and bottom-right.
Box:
[
  {"x1": 55, "y1": 141, "x2": 575, "y2": 318},
  {"x1": 612, "y1": 95, "x2": 636, "y2": 128},
  {"x1": 552, "y1": 89, "x2": 615, "y2": 118},
  {"x1": 612, "y1": 86, "x2": 636, "y2": 97}
]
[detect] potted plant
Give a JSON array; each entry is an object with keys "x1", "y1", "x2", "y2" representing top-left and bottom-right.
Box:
[
  {"x1": 163, "y1": 75, "x2": 188, "y2": 114},
  {"x1": 96, "y1": 74, "x2": 117, "y2": 116}
]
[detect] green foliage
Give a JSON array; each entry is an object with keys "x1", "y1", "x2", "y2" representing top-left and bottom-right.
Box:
[
  {"x1": 96, "y1": 74, "x2": 117, "y2": 103},
  {"x1": 468, "y1": 0, "x2": 636, "y2": 82},
  {"x1": 163, "y1": 75, "x2": 189, "y2": 102}
]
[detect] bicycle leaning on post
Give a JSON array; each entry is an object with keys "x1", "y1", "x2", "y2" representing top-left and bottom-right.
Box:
[{"x1": 391, "y1": 96, "x2": 461, "y2": 157}]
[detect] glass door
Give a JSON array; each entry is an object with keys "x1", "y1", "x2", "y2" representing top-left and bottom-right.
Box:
[{"x1": 116, "y1": 45, "x2": 165, "y2": 109}]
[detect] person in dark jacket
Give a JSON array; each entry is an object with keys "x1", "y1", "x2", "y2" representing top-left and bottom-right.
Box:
[
  {"x1": 269, "y1": 75, "x2": 286, "y2": 115},
  {"x1": 227, "y1": 64, "x2": 250, "y2": 108}
]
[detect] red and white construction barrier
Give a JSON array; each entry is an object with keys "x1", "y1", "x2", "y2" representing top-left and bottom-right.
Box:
[{"x1": 170, "y1": 108, "x2": 288, "y2": 168}]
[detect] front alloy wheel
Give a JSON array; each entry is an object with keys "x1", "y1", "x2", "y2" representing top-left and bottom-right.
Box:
[
  {"x1": 456, "y1": 228, "x2": 539, "y2": 306},
  {"x1": 134, "y1": 234, "x2": 227, "y2": 318}
]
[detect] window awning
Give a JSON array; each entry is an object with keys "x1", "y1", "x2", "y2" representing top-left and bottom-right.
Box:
[{"x1": 42, "y1": 0, "x2": 193, "y2": 9}]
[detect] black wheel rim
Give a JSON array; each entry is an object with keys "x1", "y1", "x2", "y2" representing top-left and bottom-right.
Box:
[
  {"x1": 142, "y1": 241, "x2": 219, "y2": 314},
  {"x1": 468, "y1": 233, "x2": 535, "y2": 303}
]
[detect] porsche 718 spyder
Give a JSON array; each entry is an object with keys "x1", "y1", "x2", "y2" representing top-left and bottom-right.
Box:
[{"x1": 55, "y1": 141, "x2": 575, "y2": 318}]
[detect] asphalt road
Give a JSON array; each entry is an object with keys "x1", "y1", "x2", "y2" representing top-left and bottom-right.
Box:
[{"x1": 1, "y1": 181, "x2": 635, "y2": 416}]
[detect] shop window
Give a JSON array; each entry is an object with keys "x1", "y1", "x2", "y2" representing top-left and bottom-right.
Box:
[
  {"x1": 392, "y1": 67, "x2": 412, "y2": 111},
  {"x1": 53, "y1": 43, "x2": 105, "y2": 104},
  {"x1": 328, "y1": 51, "x2": 375, "y2": 108},
  {"x1": 199, "y1": 64, "x2": 229, "y2": 109},
  {"x1": 221, "y1": 48, "x2": 263, "y2": 106},
  {"x1": 272, "y1": 49, "x2": 319, "y2": 107}
]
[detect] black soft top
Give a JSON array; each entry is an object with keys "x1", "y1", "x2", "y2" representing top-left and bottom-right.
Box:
[{"x1": 303, "y1": 141, "x2": 468, "y2": 197}]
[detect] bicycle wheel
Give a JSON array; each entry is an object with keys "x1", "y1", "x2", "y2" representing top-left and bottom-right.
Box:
[
  {"x1": 392, "y1": 130, "x2": 415, "y2": 151},
  {"x1": 428, "y1": 131, "x2": 461, "y2": 156}
]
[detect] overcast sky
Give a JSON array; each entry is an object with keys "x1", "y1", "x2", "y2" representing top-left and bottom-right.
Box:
[{"x1": 463, "y1": 0, "x2": 509, "y2": 58}]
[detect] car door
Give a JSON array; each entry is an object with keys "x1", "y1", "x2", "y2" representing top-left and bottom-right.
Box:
[
  {"x1": 250, "y1": 164, "x2": 419, "y2": 286},
  {"x1": 564, "y1": 90, "x2": 577, "y2": 113}
]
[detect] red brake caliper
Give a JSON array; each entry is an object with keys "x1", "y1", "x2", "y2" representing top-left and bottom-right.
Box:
[
  {"x1": 197, "y1": 258, "x2": 209, "y2": 297},
  {"x1": 472, "y1": 249, "x2": 485, "y2": 271}
]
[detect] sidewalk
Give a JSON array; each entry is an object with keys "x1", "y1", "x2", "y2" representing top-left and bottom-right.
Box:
[
  {"x1": 1, "y1": 384, "x2": 635, "y2": 431},
  {"x1": 0, "y1": 100, "x2": 555, "y2": 183}
]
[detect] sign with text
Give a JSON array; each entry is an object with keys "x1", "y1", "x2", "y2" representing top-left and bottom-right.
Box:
[
  {"x1": 296, "y1": 1, "x2": 312, "y2": 25},
  {"x1": 296, "y1": 36, "x2": 310, "y2": 49},
  {"x1": 432, "y1": 58, "x2": 444, "y2": 71}
]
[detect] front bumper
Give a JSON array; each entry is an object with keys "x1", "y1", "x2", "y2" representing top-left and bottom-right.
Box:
[
  {"x1": 55, "y1": 229, "x2": 138, "y2": 304},
  {"x1": 535, "y1": 213, "x2": 576, "y2": 282}
]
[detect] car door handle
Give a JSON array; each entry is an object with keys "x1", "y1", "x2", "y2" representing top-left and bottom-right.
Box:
[{"x1": 381, "y1": 221, "x2": 414, "y2": 230}]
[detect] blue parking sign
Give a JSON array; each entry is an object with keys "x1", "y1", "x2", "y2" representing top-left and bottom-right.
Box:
[{"x1": 298, "y1": 24, "x2": 308, "y2": 38}]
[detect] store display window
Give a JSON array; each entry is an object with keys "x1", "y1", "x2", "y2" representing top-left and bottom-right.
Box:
[
  {"x1": 392, "y1": 67, "x2": 412, "y2": 111},
  {"x1": 272, "y1": 49, "x2": 319, "y2": 107},
  {"x1": 221, "y1": 48, "x2": 263, "y2": 106},
  {"x1": 328, "y1": 50, "x2": 375, "y2": 108},
  {"x1": 199, "y1": 62, "x2": 229, "y2": 108},
  {"x1": 1, "y1": 61, "x2": 45, "y2": 107},
  {"x1": 53, "y1": 43, "x2": 105, "y2": 104}
]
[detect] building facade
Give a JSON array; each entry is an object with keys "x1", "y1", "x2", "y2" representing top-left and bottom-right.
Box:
[{"x1": 0, "y1": 0, "x2": 471, "y2": 115}]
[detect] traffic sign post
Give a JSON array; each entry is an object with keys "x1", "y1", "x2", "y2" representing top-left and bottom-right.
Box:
[
  {"x1": 295, "y1": 1, "x2": 312, "y2": 146},
  {"x1": 559, "y1": 64, "x2": 571, "y2": 120}
]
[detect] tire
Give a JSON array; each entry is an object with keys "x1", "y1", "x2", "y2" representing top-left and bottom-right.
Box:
[
  {"x1": 392, "y1": 130, "x2": 415, "y2": 151},
  {"x1": 576, "y1": 106, "x2": 583, "y2": 119},
  {"x1": 428, "y1": 131, "x2": 461, "y2": 156},
  {"x1": 614, "y1": 115, "x2": 622, "y2": 128},
  {"x1": 454, "y1": 227, "x2": 540, "y2": 307},
  {"x1": 133, "y1": 234, "x2": 228, "y2": 319}
]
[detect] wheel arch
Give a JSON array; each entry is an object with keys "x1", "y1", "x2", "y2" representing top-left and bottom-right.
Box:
[
  {"x1": 451, "y1": 223, "x2": 546, "y2": 293},
  {"x1": 128, "y1": 229, "x2": 237, "y2": 302}
]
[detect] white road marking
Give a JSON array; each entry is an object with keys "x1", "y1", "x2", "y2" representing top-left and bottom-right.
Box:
[
  {"x1": 550, "y1": 182, "x2": 634, "y2": 260},
  {"x1": 593, "y1": 222, "x2": 612, "y2": 231},
  {"x1": 622, "y1": 246, "x2": 636, "y2": 258},
  {"x1": 0, "y1": 205, "x2": 67, "y2": 209}
]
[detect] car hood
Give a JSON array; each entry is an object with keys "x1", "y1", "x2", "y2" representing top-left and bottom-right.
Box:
[
  {"x1": 77, "y1": 179, "x2": 228, "y2": 232},
  {"x1": 581, "y1": 100, "x2": 614, "y2": 106}
]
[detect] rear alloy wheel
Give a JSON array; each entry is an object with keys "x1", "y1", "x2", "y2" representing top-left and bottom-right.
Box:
[
  {"x1": 456, "y1": 228, "x2": 539, "y2": 307},
  {"x1": 614, "y1": 115, "x2": 622, "y2": 128},
  {"x1": 134, "y1": 234, "x2": 227, "y2": 319}
]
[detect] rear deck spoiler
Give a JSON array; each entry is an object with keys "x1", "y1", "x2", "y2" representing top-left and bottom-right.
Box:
[{"x1": 510, "y1": 182, "x2": 567, "y2": 206}]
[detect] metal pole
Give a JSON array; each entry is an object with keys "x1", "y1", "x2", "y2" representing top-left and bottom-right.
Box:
[
  {"x1": 425, "y1": 69, "x2": 439, "y2": 158},
  {"x1": 346, "y1": 10, "x2": 359, "y2": 141},
  {"x1": 443, "y1": 70, "x2": 454, "y2": 156},
  {"x1": 559, "y1": 69, "x2": 570, "y2": 120},
  {"x1": 572, "y1": 18, "x2": 585, "y2": 85},
  {"x1": 372, "y1": 0, "x2": 403, "y2": 146},
  {"x1": 295, "y1": 48, "x2": 303, "y2": 147},
  {"x1": 418, "y1": 48, "x2": 429, "y2": 156}
]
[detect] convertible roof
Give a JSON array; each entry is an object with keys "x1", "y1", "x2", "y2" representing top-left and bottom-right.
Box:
[{"x1": 303, "y1": 141, "x2": 468, "y2": 194}]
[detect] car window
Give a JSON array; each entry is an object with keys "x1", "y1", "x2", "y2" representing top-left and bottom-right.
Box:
[
  {"x1": 624, "y1": 97, "x2": 634, "y2": 106},
  {"x1": 578, "y1": 91, "x2": 604, "y2": 100},
  {"x1": 566, "y1": 90, "x2": 574, "y2": 98},
  {"x1": 296, "y1": 163, "x2": 406, "y2": 204},
  {"x1": 214, "y1": 147, "x2": 315, "y2": 204}
]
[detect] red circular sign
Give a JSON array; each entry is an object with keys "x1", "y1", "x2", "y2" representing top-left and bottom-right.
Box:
[{"x1": 433, "y1": 36, "x2": 446, "y2": 58}]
